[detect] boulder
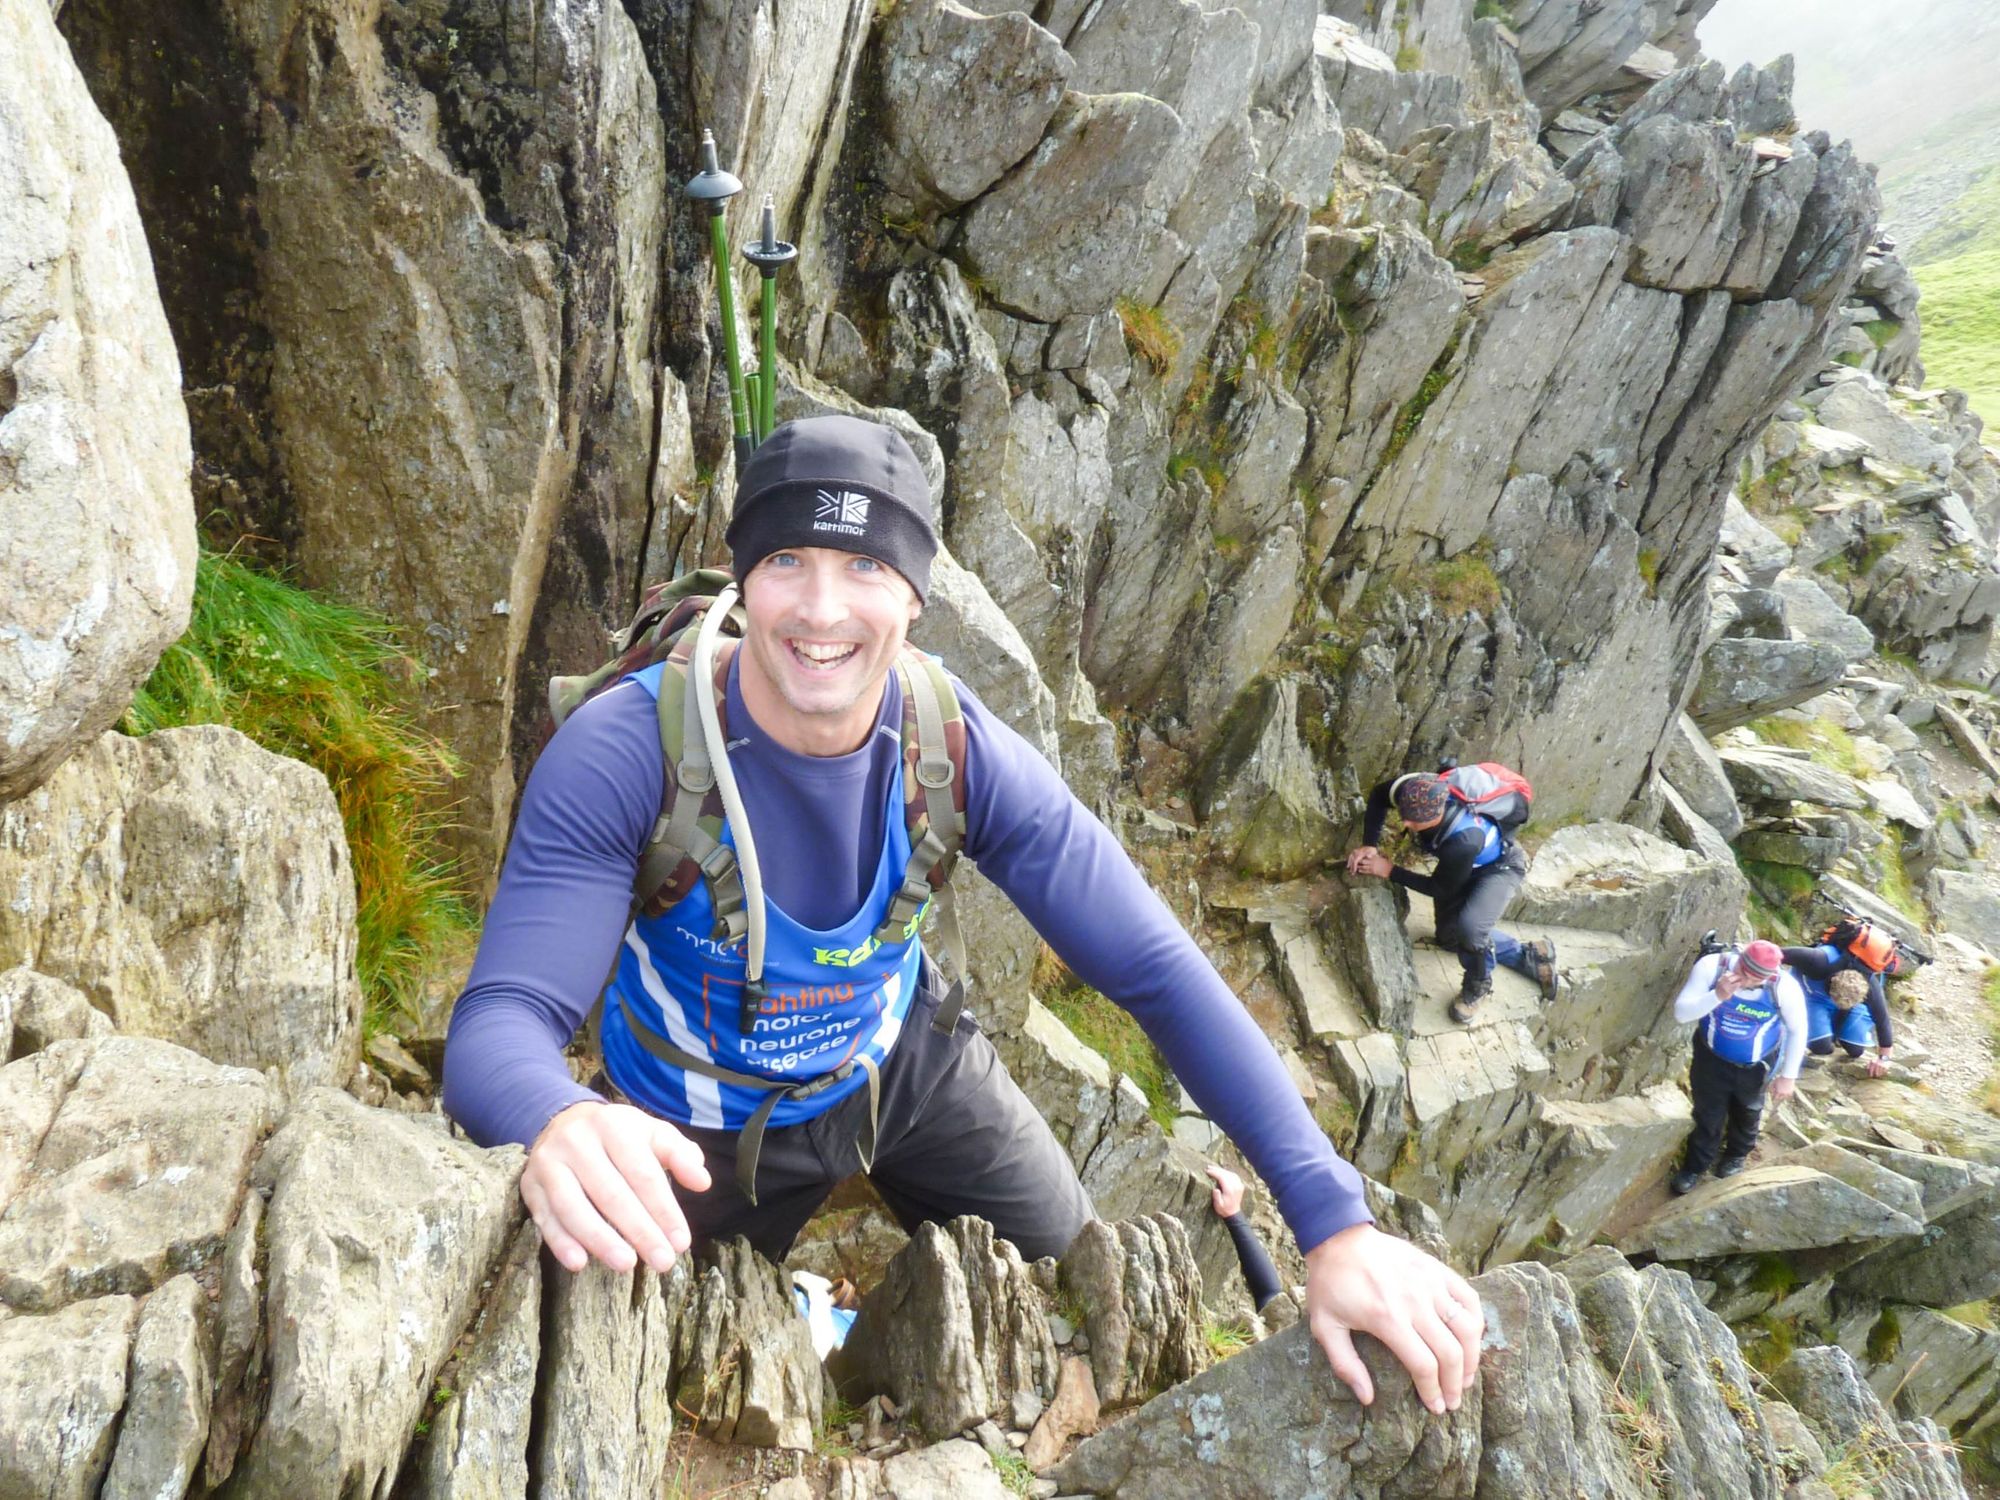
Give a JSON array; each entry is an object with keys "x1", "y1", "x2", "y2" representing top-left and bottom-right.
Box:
[
  {"x1": 1058, "y1": 1213, "x2": 1206, "y2": 1408},
  {"x1": 1053, "y1": 1320, "x2": 1479, "y2": 1498},
  {"x1": 672, "y1": 1236, "x2": 823, "y2": 1451},
  {"x1": 0, "y1": 1292, "x2": 138, "y2": 1500},
  {"x1": 0, "y1": 727, "x2": 362, "y2": 1091},
  {"x1": 1773, "y1": 574, "x2": 1877, "y2": 664},
  {"x1": 1511, "y1": 822, "x2": 1743, "y2": 957},
  {"x1": 101, "y1": 1274, "x2": 211, "y2": 1500},
  {"x1": 1772, "y1": 1346, "x2": 1971, "y2": 1500},
  {"x1": 1621, "y1": 1163, "x2": 1924, "y2": 1260},
  {"x1": 830, "y1": 1215, "x2": 1059, "y2": 1440},
  {"x1": 1660, "y1": 713, "x2": 1745, "y2": 840},
  {"x1": 1926, "y1": 869, "x2": 2000, "y2": 955},
  {"x1": 0, "y1": 1036, "x2": 274, "y2": 1313},
  {"x1": 406, "y1": 1223, "x2": 541, "y2": 1500},
  {"x1": 1813, "y1": 381, "x2": 1956, "y2": 479},
  {"x1": 958, "y1": 90, "x2": 1181, "y2": 322},
  {"x1": 534, "y1": 1256, "x2": 690, "y2": 1498},
  {"x1": 1690, "y1": 636, "x2": 1851, "y2": 732},
  {"x1": 0, "y1": 967, "x2": 112, "y2": 1060},
  {"x1": 829, "y1": 1437, "x2": 1012, "y2": 1499},
  {"x1": 1194, "y1": 677, "x2": 1341, "y2": 879},
  {"x1": 1559, "y1": 1252, "x2": 1784, "y2": 1500},
  {"x1": 1836, "y1": 1306, "x2": 2000, "y2": 1455},
  {"x1": 59, "y1": 0, "x2": 669, "y2": 880},
  {"x1": 0, "y1": 0, "x2": 195, "y2": 801},
  {"x1": 872, "y1": 0, "x2": 1072, "y2": 210},
  {"x1": 1321, "y1": 883, "x2": 1421, "y2": 1035},
  {"x1": 1718, "y1": 746, "x2": 1871, "y2": 811},
  {"x1": 220, "y1": 1090, "x2": 524, "y2": 1500},
  {"x1": 1838, "y1": 1193, "x2": 2000, "y2": 1308},
  {"x1": 1719, "y1": 495, "x2": 1793, "y2": 585}
]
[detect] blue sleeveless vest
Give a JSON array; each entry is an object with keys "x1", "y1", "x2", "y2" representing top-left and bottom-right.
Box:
[
  {"x1": 1703, "y1": 972, "x2": 1785, "y2": 1066},
  {"x1": 597, "y1": 662, "x2": 925, "y2": 1132},
  {"x1": 1432, "y1": 804, "x2": 1504, "y2": 868}
]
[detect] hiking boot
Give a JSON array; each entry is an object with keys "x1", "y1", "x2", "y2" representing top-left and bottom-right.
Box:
[
  {"x1": 1449, "y1": 977, "x2": 1491, "y2": 1024},
  {"x1": 1669, "y1": 1169, "x2": 1703, "y2": 1196},
  {"x1": 1526, "y1": 939, "x2": 1559, "y2": 1003},
  {"x1": 1713, "y1": 1155, "x2": 1750, "y2": 1180}
]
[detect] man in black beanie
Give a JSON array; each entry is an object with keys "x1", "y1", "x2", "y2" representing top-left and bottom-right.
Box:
[{"x1": 448, "y1": 413, "x2": 1488, "y2": 1418}]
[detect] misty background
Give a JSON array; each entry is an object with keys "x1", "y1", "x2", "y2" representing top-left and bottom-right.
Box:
[{"x1": 1700, "y1": 0, "x2": 2000, "y2": 415}]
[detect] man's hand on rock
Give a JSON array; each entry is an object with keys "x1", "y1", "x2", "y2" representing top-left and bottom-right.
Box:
[
  {"x1": 1344, "y1": 848, "x2": 1393, "y2": 880},
  {"x1": 1302, "y1": 1223, "x2": 1482, "y2": 1416},
  {"x1": 1205, "y1": 1163, "x2": 1246, "y2": 1218},
  {"x1": 1770, "y1": 1075, "x2": 1797, "y2": 1103},
  {"x1": 520, "y1": 1100, "x2": 712, "y2": 1275},
  {"x1": 1865, "y1": 1050, "x2": 1890, "y2": 1078}
]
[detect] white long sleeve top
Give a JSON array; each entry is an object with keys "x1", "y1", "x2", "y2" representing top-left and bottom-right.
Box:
[{"x1": 1672, "y1": 950, "x2": 1808, "y2": 1080}]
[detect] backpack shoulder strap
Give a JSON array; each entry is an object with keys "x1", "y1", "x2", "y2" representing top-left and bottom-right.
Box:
[{"x1": 876, "y1": 650, "x2": 970, "y2": 1033}]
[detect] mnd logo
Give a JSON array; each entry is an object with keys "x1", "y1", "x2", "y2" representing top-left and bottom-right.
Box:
[{"x1": 813, "y1": 488, "x2": 869, "y2": 538}]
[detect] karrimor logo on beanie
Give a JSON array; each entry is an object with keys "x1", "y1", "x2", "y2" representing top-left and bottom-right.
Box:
[
  {"x1": 728, "y1": 415, "x2": 938, "y2": 598},
  {"x1": 813, "y1": 488, "x2": 870, "y2": 536}
]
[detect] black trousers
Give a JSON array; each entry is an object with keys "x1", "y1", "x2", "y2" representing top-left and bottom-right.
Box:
[
  {"x1": 670, "y1": 980, "x2": 1097, "y2": 1264},
  {"x1": 1435, "y1": 843, "x2": 1528, "y2": 984},
  {"x1": 1683, "y1": 1033, "x2": 1770, "y2": 1173}
]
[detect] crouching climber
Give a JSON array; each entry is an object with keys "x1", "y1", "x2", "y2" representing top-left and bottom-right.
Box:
[
  {"x1": 1784, "y1": 939, "x2": 1895, "y2": 1077},
  {"x1": 1670, "y1": 938, "x2": 1806, "y2": 1195},
  {"x1": 1343, "y1": 763, "x2": 1557, "y2": 1022}
]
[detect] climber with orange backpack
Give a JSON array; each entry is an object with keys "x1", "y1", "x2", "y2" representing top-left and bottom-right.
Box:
[
  {"x1": 1783, "y1": 894, "x2": 1930, "y2": 1077},
  {"x1": 1344, "y1": 760, "x2": 1558, "y2": 1022}
]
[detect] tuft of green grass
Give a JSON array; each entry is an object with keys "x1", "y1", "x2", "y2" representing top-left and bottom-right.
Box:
[
  {"x1": 994, "y1": 1451, "x2": 1038, "y2": 1495},
  {"x1": 1205, "y1": 1319, "x2": 1254, "y2": 1361},
  {"x1": 1035, "y1": 946, "x2": 1177, "y2": 1130},
  {"x1": 1395, "y1": 40, "x2": 1423, "y2": 70},
  {"x1": 1429, "y1": 552, "x2": 1502, "y2": 616},
  {"x1": 1637, "y1": 548, "x2": 1661, "y2": 598},
  {"x1": 1737, "y1": 854, "x2": 1818, "y2": 932},
  {"x1": 120, "y1": 549, "x2": 476, "y2": 1034},
  {"x1": 1748, "y1": 1254, "x2": 1799, "y2": 1299},
  {"x1": 1746, "y1": 714, "x2": 1868, "y2": 779},
  {"x1": 1865, "y1": 1306, "x2": 1903, "y2": 1364},
  {"x1": 1117, "y1": 296, "x2": 1182, "y2": 376}
]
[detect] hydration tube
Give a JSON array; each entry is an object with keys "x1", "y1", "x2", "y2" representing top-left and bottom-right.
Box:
[{"x1": 692, "y1": 585, "x2": 766, "y2": 984}]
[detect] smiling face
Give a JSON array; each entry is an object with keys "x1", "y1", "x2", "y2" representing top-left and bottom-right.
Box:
[{"x1": 736, "y1": 546, "x2": 922, "y2": 756}]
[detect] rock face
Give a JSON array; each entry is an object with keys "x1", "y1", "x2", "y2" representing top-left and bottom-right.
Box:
[
  {"x1": 1054, "y1": 1253, "x2": 1826, "y2": 1500},
  {"x1": 0, "y1": 1037, "x2": 274, "y2": 1312},
  {"x1": 0, "y1": 0, "x2": 195, "y2": 801},
  {"x1": 57, "y1": 0, "x2": 669, "y2": 881},
  {"x1": 0, "y1": 727, "x2": 362, "y2": 1092},
  {"x1": 831, "y1": 1215, "x2": 1059, "y2": 1441},
  {"x1": 217, "y1": 1090, "x2": 524, "y2": 1500},
  {"x1": 1059, "y1": 1213, "x2": 1207, "y2": 1408}
]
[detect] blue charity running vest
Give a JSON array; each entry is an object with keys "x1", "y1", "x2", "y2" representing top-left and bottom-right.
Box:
[
  {"x1": 597, "y1": 662, "x2": 926, "y2": 1132},
  {"x1": 1703, "y1": 963, "x2": 1785, "y2": 1066},
  {"x1": 1434, "y1": 805, "x2": 1504, "y2": 868}
]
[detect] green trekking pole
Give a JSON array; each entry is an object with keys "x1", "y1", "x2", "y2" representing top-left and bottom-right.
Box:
[
  {"x1": 742, "y1": 193, "x2": 797, "y2": 443},
  {"x1": 685, "y1": 129, "x2": 752, "y2": 472}
]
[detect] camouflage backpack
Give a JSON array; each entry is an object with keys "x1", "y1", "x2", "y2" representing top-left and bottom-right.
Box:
[{"x1": 548, "y1": 568, "x2": 973, "y2": 1036}]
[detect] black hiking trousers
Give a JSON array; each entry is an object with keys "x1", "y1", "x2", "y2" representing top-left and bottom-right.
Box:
[
  {"x1": 668, "y1": 975, "x2": 1096, "y2": 1264},
  {"x1": 1682, "y1": 1031, "x2": 1770, "y2": 1174},
  {"x1": 1435, "y1": 842, "x2": 1528, "y2": 986}
]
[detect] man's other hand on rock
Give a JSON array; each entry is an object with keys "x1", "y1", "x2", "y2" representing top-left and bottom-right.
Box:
[
  {"x1": 521, "y1": 1099, "x2": 713, "y2": 1275},
  {"x1": 1304, "y1": 1223, "x2": 1483, "y2": 1417}
]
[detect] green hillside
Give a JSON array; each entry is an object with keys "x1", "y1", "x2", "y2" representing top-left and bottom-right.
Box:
[{"x1": 1910, "y1": 165, "x2": 2000, "y2": 425}]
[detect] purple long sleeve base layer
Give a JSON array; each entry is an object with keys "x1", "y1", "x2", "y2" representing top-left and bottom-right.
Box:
[{"x1": 444, "y1": 659, "x2": 1371, "y2": 1254}]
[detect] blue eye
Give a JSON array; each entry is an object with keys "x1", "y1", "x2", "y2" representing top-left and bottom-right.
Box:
[
  {"x1": 851, "y1": 557, "x2": 880, "y2": 573},
  {"x1": 769, "y1": 552, "x2": 799, "y2": 568}
]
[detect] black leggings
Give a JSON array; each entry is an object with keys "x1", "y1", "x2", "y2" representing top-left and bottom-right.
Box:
[{"x1": 1807, "y1": 1037, "x2": 1866, "y2": 1060}]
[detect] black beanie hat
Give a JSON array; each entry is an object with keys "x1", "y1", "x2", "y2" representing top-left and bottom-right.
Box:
[{"x1": 726, "y1": 414, "x2": 938, "y2": 600}]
